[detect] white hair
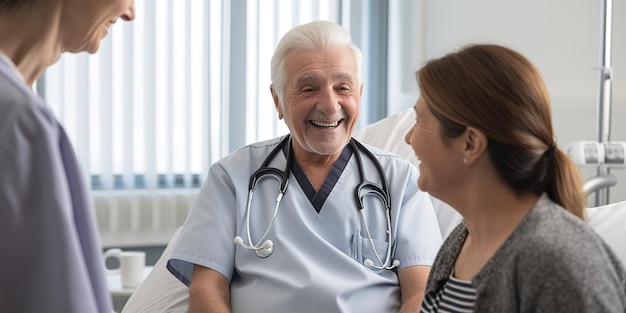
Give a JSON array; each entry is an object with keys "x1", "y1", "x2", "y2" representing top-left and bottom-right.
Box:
[{"x1": 270, "y1": 20, "x2": 363, "y2": 104}]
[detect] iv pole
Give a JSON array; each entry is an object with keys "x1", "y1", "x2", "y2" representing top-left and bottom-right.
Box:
[{"x1": 592, "y1": 0, "x2": 614, "y2": 206}]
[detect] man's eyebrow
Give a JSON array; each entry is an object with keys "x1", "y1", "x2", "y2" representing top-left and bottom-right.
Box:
[
  {"x1": 294, "y1": 72, "x2": 355, "y2": 86},
  {"x1": 333, "y1": 72, "x2": 354, "y2": 82},
  {"x1": 295, "y1": 74, "x2": 319, "y2": 85}
]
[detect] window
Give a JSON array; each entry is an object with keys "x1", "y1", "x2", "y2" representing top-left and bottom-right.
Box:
[{"x1": 39, "y1": 0, "x2": 398, "y2": 192}]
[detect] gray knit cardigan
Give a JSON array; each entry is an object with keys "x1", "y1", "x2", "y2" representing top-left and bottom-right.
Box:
[{"x1": 422, "y1": 194, "x2": 626, "y2": 313}]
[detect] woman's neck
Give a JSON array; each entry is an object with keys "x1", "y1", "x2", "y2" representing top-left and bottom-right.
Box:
[
  {"x1": 0, "y1": 4, "x2": 63, "y2": 85},
  {"x1": 462, "y1": 189, "x2": 538, "y2": 246},
  {"x1": 453, "y1": 185, "x2": 538, "y2": 280}
]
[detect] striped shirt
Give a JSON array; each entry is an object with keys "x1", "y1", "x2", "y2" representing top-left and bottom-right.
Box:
[{"x1": 421, "y1": 274, "x2": 477, "y2": 313}]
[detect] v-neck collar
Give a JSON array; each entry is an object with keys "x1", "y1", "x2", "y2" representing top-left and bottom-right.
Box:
[{"x1": 291, "y1": 144, "x2": 354, "y2": 213}]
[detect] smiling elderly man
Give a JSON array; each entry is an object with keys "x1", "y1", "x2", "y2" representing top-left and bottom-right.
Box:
[{"x1": 166, "y1": 20, "x2": 442, "y2": 313}]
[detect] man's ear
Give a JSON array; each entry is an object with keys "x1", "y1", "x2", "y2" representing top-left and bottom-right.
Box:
[
  {"x1": 270, "y1": 85, "x2": 283, "y2": 119},
  {"x1": 463, "y1": 126, "x2": 488, "y2": 165}
]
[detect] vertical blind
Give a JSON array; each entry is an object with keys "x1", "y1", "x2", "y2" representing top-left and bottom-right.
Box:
[{"x1": 40, "y1": 0, "x2": 390, "y2": 192}]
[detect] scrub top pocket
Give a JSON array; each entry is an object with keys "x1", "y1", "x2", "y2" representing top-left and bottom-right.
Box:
[{"x1": 351, "y1": 234, "x2": 392, "y2": 273}]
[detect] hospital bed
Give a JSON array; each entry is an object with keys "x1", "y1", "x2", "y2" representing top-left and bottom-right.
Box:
[{"x1": 118, "y1": 108, "x2": 626, "y2": 313}]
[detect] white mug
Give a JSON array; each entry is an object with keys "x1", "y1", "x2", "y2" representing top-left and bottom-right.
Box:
[{"x1": 103, "y1": 248, "x2": 146, "y2": 289}]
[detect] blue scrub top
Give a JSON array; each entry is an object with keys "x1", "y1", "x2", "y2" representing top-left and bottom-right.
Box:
[{"x1": 169, "y1": 136, "x2": 443, "y2": 313}]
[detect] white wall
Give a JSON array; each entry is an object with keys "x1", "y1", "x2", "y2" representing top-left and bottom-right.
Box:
[{"x1": 392, "y1": 0, "x2": 626, "y2": 204}]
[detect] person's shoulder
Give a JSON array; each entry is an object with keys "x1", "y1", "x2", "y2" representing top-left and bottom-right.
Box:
[
  {"x1": 212, "y1": 136, "x2": 286, "y2": 169},
  {"x1": 0, "y1": 71, "x2": 57, "y2": 154},
  {"x1": 1, "y1": 61, "x2": 55, "y2": 117},
  {"x1": 510, "y1": 206, "x2": 626, "y2": 303},
  {"x1": 524, "y1": 197, "x2": 595, "y2": 244},
  {"x1": 512, "y1": 197, "x2": 617, "y2": 270},
  {"x1": 0, "y1": 67, "x2": 26, "y2": 115},
  {"x1": 354, "y1": 139, "x2": 412, "y2": 164},
  {"x1": 244, "y1": 136, "x2": 286, "y2": 150},
  {"x1": 227, "y1": 136, "x2": 285, "y2": 156},
  {"x1": 0, "y1": 59, "x2": 41, "y2": 108}
]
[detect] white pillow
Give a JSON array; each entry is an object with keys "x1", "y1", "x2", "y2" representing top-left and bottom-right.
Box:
[
  {"x1": 353, "y1": 109, "x2": 420, "y2": 166},
  {"x1": 585, "y1": 202, "x2": 626, "y2": 266}
]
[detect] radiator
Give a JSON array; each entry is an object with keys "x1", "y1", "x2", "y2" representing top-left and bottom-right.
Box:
[{"x1": 93, "y1": 190, "x2": 198, "y2": 248}]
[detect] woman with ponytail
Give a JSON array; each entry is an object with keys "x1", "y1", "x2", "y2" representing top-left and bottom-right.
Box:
[{"x1": 405, "y1": 44, "x2": 626, "y2": 312}]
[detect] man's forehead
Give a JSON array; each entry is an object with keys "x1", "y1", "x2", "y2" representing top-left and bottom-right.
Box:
[
  {"x1": 294, "y1": 71, "x2": 355, "y2": 84},
  {"x1": 285, "y1": 47, "x2": 356, "y2": 68}
]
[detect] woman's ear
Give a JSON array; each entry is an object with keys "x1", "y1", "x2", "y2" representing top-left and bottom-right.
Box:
[
  {"x1": 463, "y1": 127, "x2": 488, "y2": 165},
  {"x1": 270, "y1": 85, "x2": 283, "y2": 119}
]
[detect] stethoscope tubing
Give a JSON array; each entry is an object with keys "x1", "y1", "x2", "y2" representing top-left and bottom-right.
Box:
[
  {"x1": 244, "y1": 187, "x2": 283, "y2": 251},
  {"x1": 235, "y1": 135, "x2": 397, "y2": 269}
]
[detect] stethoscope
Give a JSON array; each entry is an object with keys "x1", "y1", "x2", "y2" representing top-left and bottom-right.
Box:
[{"x1": 233, "y1": 135, "x2": 399, "y2": 270}]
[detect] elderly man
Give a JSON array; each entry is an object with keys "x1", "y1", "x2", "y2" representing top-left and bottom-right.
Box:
[{"x1": 167, "y1": 20, "x2": 442, "y2": 313}]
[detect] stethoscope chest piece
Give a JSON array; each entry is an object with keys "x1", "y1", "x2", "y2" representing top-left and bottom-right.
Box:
[{"x1": 255, "y1": 240, "x2": 274, "y2": 258}]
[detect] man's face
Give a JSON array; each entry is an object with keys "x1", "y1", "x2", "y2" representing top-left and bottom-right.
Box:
[{"x1": 273, "y1": 47, "x2": 362, "y2": 157}]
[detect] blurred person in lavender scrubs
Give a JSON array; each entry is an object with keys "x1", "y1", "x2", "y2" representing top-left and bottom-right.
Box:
[{"x1": 0, "y1": 0, "x2": 134, "y2": 312}]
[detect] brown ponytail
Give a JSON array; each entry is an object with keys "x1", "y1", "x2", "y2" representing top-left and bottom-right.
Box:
[{"x1": 546, "y1": 149, "x2": 586, "y2": 219}]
